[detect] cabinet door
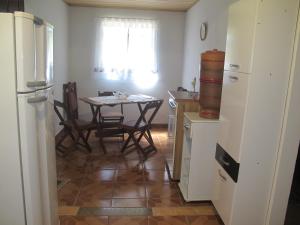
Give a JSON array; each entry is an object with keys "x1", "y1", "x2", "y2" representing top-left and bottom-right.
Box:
[
  {"x1": 224, "y1": 0, "x2": 259, "y2": 74},
  {"x1": 212, "y1": 163, "x2": 235, "y2": 225},
  {"x1": 218, "y1": 72, "x2": 249, "y2": 162}
]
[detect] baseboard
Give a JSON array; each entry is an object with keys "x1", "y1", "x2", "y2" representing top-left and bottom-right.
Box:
[{"x1": 151, "y1": 124, "x2": 168, "y2": 129}]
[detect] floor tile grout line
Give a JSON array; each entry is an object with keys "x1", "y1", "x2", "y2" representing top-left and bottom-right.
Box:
[
  {"x1": 72, "y1": 156, "x2": 91, "y2": 206},
  {"x1": 58, "y1": 130, "x2": 217, "y2": 223}
]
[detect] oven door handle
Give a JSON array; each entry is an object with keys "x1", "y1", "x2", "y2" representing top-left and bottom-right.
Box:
[{"x1": 169, "y1": 99, "x2": 177, "y2": 109}]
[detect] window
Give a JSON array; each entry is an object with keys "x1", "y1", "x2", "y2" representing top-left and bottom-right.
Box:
[{"x1": 95, "y1": 17, "x2": 158, "y2": 85}]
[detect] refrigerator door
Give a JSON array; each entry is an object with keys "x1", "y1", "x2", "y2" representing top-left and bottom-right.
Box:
[
  {"x1": 45, "y1": 23, "x2": 54, "y2": 87},
  {"x1": 36, "y1": 21, "x2": 54, "y2": 88},
  {"x1": 18, "y1": 89, "x2": 57, "y2": 225},
  {"x1": 18, "y1": 91, "x2": 44, "y2": 225},
  {"x1": 15, "y1": 12, "x2": 36, "y2": 93},
  {"x1": 35, "y1": 88, "x2": 58, "y2": 225},
  {"x1": 218, "y1": 71, "x2": 249, "y2": 162},
  {"x1": 15, "y1": 12, "x2": 54, "y2": 92},
  {"x1": 0, "y1": 12, "x2": 26, "y2": 225}
]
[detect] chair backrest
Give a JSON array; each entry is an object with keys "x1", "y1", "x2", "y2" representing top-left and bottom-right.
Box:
[
  {"x1": 98, "y1": 91, "x2": 114, "y2": 97},
  {"x1": 135, "y1": 99, "x2": 163, "y2": 129},
  {"x1": 98, "y1": 91, "x2": 123, "y2": 113},
  {"x1": 63, "y1": 82, "x2": 78, "y2": 120}
]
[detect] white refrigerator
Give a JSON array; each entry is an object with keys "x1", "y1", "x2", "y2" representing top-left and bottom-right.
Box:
[{"x1": 0, "y1": 12, "x2": 58, "y2": 225}]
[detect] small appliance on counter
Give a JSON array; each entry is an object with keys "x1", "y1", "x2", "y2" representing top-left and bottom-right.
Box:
[{"x1": 199, "y1": 49, "x2": 225, "y2": 119}]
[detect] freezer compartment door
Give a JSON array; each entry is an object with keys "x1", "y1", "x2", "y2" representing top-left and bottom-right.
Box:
[
  {"x1": 18, "y1": 88, "x2": 58, "y2": 225},
  {"x1": 36, "y1": 22, "x2": 54, "y2": 88},
  {"x1": 15, "y1": 12, "x2": 54, "y2": 92},
  {"x1": 218, "y1": 71, "x2": 249, "y2": 162},
  {"x1": 15, "y1": 12, "x2": 36, "y2": 92}
]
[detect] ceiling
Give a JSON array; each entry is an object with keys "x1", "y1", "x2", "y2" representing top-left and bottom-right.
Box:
[{"x1": 64, "y1": 0, "x2": 199, "y2": 11}]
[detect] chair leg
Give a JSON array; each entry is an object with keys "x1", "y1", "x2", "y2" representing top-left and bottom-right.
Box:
[
  {"x1": 136, "y1": 130, "x2": 145, "y2": 143},
  {"x1": 136, "y1": 129, "x2": 157, "y2": 158},
  {"x1": 99, "y1": 135, "x2": 107, "y2": 154},
  {"x1": 55, "y1": 128, "x2": 72, "y2": 153},
  {"x1": 56, "y1": 132, "x2": 67, "y2": 149},
  {"x1": 68, "y1": 129, "x2": 76, "y2": 142},
  {"x1": 77, "y1": 131, "x2": 92, "y2": 153},
  {"x1": 86, "y1": 129, "x2": 92, "y2": 141},
  {"x1": 144, "y1": 131, "x2": 157, "y2": 151},
  {"x1": 121, "y1": 132, "x2": 133, "y2": 153},
  {"x1": 145, "y1": 129, "x2": 155, "y2": 145},
  {"x1": 131, "y1": 134, "x2": 147, "y2": 161}
]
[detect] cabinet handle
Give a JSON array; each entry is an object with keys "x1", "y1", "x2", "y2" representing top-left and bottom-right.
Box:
[
  {"x1": 218, "y1": 169, "x2": 227, "y2": 181},
  {"x1": 229, "y1": 76, "x2": 239, "y2": 82},
  {"x1": 219, "y1": 156, "x2": 230, "y2": 167},
  {"x1": 230, "y1": 64, "x2": 240, "y2": 69},
  {"x1": 184, "y1": 124, "x2": 191, "y2": 129}
]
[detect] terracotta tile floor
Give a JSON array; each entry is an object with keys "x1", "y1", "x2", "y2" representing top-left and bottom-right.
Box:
[{"x1": 57, "y1": 128, "x2": 222, "y2": 225}]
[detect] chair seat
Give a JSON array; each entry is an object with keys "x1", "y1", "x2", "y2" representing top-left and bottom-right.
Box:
[
  {"x1": 61, "y1": 119, "x2": 96, "y2": 130},
  {"x1": 122, "y1": 120, "x2": 148, "y2": 130},
  {"x1": 101, "y1": 111, "x2": 124, "y2": 118}
]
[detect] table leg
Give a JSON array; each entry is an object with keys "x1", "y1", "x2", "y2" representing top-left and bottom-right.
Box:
[
  {"x1": 137, "y1": 103, "x2": 157, "y2": 151},
  {"x1": 90, "y1": 104, "x2": 98, "y2": 123}
]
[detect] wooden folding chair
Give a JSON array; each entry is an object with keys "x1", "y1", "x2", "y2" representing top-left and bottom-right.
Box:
[
  {"x1": 98, "y1": 91, "x2": 124, "y2": 140},
  {"x1": 121, "y1": 99, "x2": 163, "y2": 160},
  {"x1": 54, "y1": 82, "x2": 96, "y2": 153}
]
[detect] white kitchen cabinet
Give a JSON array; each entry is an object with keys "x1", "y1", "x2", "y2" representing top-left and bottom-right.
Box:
[
  {"x1": 213, "y1": 162, "x2": 235, "y2": 225},
  {"x1": 213, "y1": 0, "x2": 300, "y2": 225},
  {"x1": 218, "y1": 72, "x2": 249, "y2": 163},
  {"x1": 178, "y1": 112, "x2": 219, "y2": 201},
  {"x1": 224, "y1": 0, "x2": 259, "y2": 74}
]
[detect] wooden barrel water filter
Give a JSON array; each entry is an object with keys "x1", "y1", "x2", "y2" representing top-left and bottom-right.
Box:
[{"x1": 199, "y1": 49, "x2": 225, "y2": 119}]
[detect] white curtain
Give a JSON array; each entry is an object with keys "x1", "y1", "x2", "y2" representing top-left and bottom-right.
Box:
[{"x1": 95, "y1": 17, "x2": 158, "y2": 80}]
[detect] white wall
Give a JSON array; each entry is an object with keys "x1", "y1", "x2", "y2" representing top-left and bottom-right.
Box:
[
  {"x1": 181, "y1": 0, "x2": 231, "y2": 91},
  {"x1": 24, "y1": 0, "x2": 69, "y2": 132},
  {"x1": 68, "y1": 7, "x2": 185, "y2": 123}
]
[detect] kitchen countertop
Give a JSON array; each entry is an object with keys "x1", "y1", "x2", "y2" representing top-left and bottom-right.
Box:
[
  {"x1": 168, "y1": 90, "x2": 199, "y2": 102},
  {"x1": 184, "y1": 112, "x2": 219, "y2": 123}
]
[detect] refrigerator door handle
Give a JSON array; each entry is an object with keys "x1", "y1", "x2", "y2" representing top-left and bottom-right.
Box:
[
  {"x1": 229, "y1": 76, "x2": 239, "y2": 82},
  {"x1": 229, "y1": 64, "x2": 240, "y2": 69},
  {"x1": 34, "y1": 16, "x2": 44, "y2": 26},
  {"x1": 27, "y1": 96, "x2": 47, "y2": 104},
  {"x1": 27, "y1": 81, "x2": 47, "y2": 88}
]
